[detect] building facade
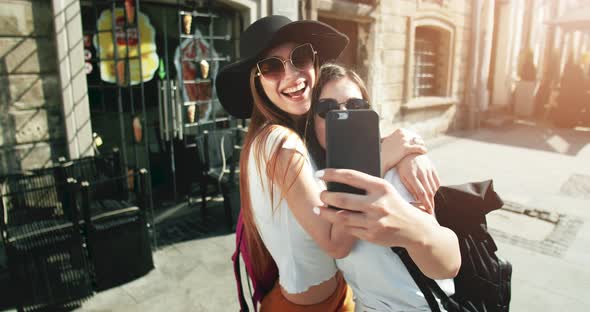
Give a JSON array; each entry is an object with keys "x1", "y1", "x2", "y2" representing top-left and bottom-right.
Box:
[
  {"x1": 304, "y1": 0, "x2": 475, "y2": 137},
  {"x1": 0, "y1": 0, "x2": 482, "y2": 177}
]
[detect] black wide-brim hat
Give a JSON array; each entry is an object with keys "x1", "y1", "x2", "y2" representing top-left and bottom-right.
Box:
[{"x1": 216, "y1": 15, "x2": 349, "y2": 119}]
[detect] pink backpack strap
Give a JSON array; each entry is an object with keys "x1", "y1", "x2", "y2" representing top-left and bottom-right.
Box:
[
  {"x1": 232, "y1": 212, "x2": 251, "y2": 311},
  {"x1": 232, "y1": 211, "x2": 280, "y2": 311}
]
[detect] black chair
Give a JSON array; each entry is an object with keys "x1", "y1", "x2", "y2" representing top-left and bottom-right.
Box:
[
  {"x1": 0, "y1": 173, "x2": 93, "y2": 311},
  {"x1": 57, "y1": 150, "x2": 154, "y2": 291},
  {"x1": 79, "y1": 169, "x2": 153, "y2": 291},
  {"x1": 195, "y1": 129, "x2": 240, "y2": 230}
]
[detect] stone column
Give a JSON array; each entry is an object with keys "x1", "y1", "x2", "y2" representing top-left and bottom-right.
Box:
[
  {"x1": 466, "y1": 0, "x2": 482, "y2": 129},
  {"x1": 52, "y1": 0, "x2": 94, "y2": 159}
]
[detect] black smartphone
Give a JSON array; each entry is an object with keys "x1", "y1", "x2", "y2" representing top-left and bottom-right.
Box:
[{"x1": 325, "y1": 109, "x2": 381, "y2": 199}]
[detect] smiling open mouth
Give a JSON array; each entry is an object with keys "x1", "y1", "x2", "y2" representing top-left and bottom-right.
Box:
[{"x1": 281, "y1": 81, "x2": 307, "y2": 99}]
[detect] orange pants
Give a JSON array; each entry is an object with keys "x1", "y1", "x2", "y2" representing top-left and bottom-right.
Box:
[{"x1": 260, "y1": 273, "x2": 354, "y2": 312}]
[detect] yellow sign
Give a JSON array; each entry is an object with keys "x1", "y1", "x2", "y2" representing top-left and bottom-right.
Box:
[{"x1": 94, "y1": 8, "x2": 158, "y2": 85}]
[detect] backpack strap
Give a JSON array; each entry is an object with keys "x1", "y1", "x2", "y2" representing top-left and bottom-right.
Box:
[
  {"x1": 392, "y1": 247, "x2": 443, "y2": 312},
  {"x1": 393, "y1": 248, "x2": 479, "y2": 312},
  {"x1": 233, "y1": 211, "x2": 281, "y2": 312},
  {"x1": 233, "y1": 213, "x2": 250, "y2": 311}
]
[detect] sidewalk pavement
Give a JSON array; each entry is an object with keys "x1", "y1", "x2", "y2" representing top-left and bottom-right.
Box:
[
  {"x1": 427, "y1": 120, "x2": 590, "y2": 311},
  {"x1": 22, "y1": 120, "x2": 589, "y2": 312}
]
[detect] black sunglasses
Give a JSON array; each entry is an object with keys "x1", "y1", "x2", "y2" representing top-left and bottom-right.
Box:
[
  {"x1": 314, "y1": 98, "x2": 370, "y2": 118},
  {"x1": 256, "y1": 43, "x2": 317, "y2": 81}
]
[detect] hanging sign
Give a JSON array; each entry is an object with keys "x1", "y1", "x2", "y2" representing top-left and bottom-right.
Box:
[
  {"x1": 93, "y1": 5, "x2": 159, "y2": 85},
  {"x1": 174, "y1": 28, "x2": 220, "y2": 122}
]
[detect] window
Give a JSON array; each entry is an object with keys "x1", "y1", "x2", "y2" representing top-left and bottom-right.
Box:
[
  {"x1": 318, "y1": 16, "x2": 358, "y2": 69},
  {"x1": 413, "y1": 27, "x2": 440, "y2": 97},
  {"x1": 318, "y1": 16, "x2": 372, "y2": 81},
  {"x1": 403, "y1": 15, "x2": 455, "y2": 105}
]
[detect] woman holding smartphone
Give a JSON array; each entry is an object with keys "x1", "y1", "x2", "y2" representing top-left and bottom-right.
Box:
[
  {"x1": 216, "y1": 16, "x2": 442, "y2": 311},
  {"x1": 306, "y1": 63, "x2": 461, "y2": 311}
]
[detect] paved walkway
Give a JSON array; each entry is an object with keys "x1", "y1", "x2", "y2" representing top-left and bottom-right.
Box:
[
  {"x1": 427, "y1": 121, "x2": 590, "y2": 311},
  {"x1": 5, "y1": 120, "x2": 588, "y2": 312}
]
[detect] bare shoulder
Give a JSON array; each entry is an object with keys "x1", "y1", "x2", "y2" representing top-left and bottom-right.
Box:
[{"x1": 254, "y1": 124, "x2": 306, "y2": 158}]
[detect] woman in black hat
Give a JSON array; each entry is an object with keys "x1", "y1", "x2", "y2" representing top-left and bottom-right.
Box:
[{"x1": 217, "y1": 16, "x2": 357, "y2": 311}]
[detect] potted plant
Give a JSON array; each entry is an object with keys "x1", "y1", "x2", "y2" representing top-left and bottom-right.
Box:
[{"x1": 514, "y1": 48, "x2": 537, "y2": 117}]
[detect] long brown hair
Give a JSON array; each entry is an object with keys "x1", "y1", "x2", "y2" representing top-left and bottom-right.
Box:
[
  {"x1": 305, "y1": 63, "x2": 371, "y2": 169},
  {"x1": 240, "y1": 54, "x2": 319, "y2": 283}
]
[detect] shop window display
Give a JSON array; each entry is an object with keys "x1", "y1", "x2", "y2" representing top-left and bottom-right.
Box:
[{"x1": 81, "y1": 1, "x2": 239, "y2": 204}]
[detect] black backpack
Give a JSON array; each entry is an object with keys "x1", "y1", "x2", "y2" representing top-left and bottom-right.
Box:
[{"x1": 393, "y1": 180, "x2": 512, "y2": 312}]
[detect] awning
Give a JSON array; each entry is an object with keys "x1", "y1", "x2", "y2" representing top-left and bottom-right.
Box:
[{"x1": 546, "y1": 5, "x2": 590, "y2": 31}]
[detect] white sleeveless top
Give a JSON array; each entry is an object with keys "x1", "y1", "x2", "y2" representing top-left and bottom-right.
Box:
[
  {"x1": 335, "y1": 169, "x2": 455, "y2": 312},
  {"x1": 248, "y1": 126, "x2": 338, "y2": 294}
]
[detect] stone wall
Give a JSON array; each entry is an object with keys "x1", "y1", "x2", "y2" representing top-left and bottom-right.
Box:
[
  {"x1": 0, "y1": 0, "x2": 66, "y2": 174},
  {"x1": 314, "y1": 0, "x2": 473, "y2": 139}
]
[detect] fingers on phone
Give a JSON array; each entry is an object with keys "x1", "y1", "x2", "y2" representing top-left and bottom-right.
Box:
[{"x1": 316, "y1": 169, "x2": 383, "y2": 192}]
